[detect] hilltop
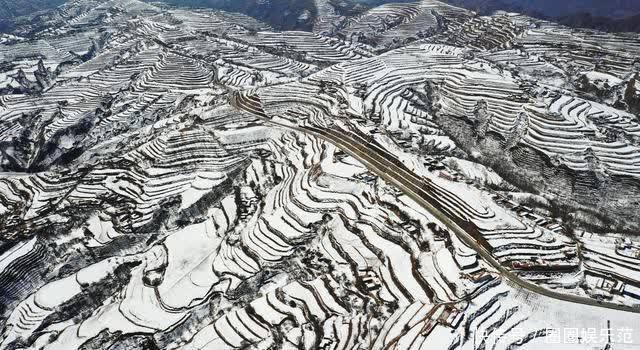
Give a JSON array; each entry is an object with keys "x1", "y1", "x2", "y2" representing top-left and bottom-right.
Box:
[{"x1": 0, "y1": 1, "x2": 639, "y2": 349}]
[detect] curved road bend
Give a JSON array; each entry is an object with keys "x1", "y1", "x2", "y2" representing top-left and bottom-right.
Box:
[
  {"x1": 231, "y1": 92, "x2": 640, "y2": 314},
  {"x1": 305, "y1": 125, "x2": 640, "y2": 314}
]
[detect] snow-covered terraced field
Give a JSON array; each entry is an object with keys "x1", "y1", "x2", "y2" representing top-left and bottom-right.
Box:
[{"x1": 1, "y1": 0, "x2": 640, "y2": 349}]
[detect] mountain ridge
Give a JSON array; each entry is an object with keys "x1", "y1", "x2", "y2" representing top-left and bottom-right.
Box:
[{"x1": 2, "y1": 0, "x2": 640, "y2": 33}]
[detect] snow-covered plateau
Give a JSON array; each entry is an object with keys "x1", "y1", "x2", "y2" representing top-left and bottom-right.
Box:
[{"x1": 0, "y1": 0, "x2": 639, "y2": 349}]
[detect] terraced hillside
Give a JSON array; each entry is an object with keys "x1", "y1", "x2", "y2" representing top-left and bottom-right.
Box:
[{"x1": 0, "y1": 0, "x2": 639, "y2": 349}]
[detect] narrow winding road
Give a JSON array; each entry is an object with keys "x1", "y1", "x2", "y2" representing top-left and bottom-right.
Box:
[
  {"x1": 233, "y1": 91, "x2": 640, "y2": 314},
  {"x1": 308, "y1": 125, "x2": 640, "y2": 314}
]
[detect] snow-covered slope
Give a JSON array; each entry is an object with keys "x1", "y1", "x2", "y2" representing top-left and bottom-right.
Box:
[{"x1": 0, "y1": 1, "x2": 639, "y2": 349}]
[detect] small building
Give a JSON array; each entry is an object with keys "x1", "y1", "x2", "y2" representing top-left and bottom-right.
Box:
[
  {"x1": 596, "y1": 277, "x2": 625, "y2": 295},
  {"x1": 358, "y1": 268, "x2": 381, "y2": 292},
  {"x1": 546, "y1": 223, "x2": 564, "y2": 233},
  {"x1": 466, "y1": 270, "x2": 493, "y2": 284},
  {"x1": 525, "y1": 213, "x2": 548, "y2": 226},
  {"x1": 439, "y1": 305, "x2": 463, "y2": 328},
  {"x1": 438, "y1": 171, "x2": 456, "y2": 182}
]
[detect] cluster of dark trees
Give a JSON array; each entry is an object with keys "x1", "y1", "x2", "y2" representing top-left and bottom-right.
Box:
[
  {"x1": 1, "y1": 0, "x2": 638, "y2": 34},
  {"x1": 441, "y1": 0, "x2": 640, "y2": 33},
  {"x1": 0, "y1": 0, "x2": 66, "y2": 32}
]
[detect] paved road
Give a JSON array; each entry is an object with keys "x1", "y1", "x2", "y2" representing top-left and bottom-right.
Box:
[
  {"x1": 233, "y1": 92, "x2": 640, "y2": 314},
  {"x1": 306, "y1": 125, "x2": 640, "y2": 314}
]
